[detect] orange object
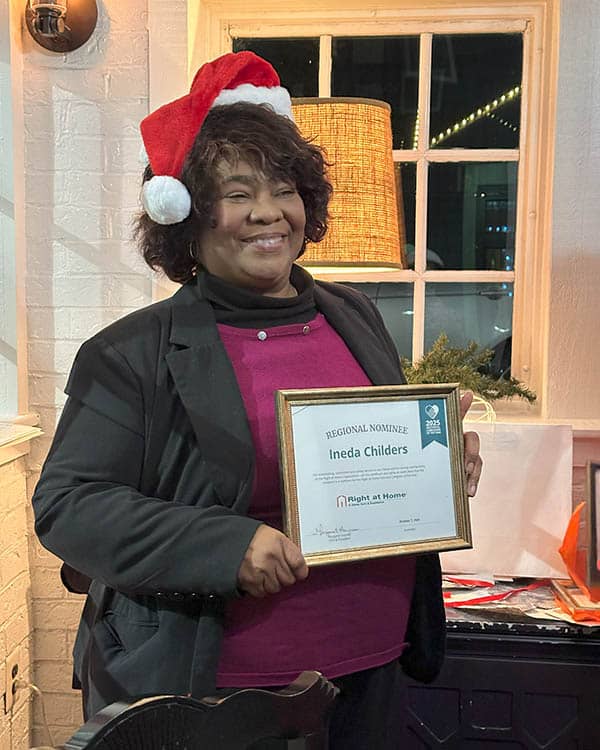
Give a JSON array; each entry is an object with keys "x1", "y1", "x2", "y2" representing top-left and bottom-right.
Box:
[{"x1": 558, "y1": 502, "x2": 600, "y2": 602}]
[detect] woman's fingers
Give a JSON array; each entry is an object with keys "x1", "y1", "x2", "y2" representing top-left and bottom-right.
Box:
[
  {"x1": 237, "y1": 525, "x2": 308, "y2": 597},
  {"x1": 464, "y1": 430, "x2": 482, "y2": 496},
  {"x1": 274, "y1": 561, "x2": 297, "y2": 588},
  {"x1": 459, "y1": 391, "x2": 483, "y2": 497},
  {"x1": 282, "y1": 536, "x2": 309, "y2": 581},
  {"x1": 262, "y1": 573, "x2": 283, "y2": 595},
  {"x1": 459, "y1": 390, "x2": 474, "y2": 419}
]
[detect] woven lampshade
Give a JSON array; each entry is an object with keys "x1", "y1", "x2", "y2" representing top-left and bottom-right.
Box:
[{"x1": 292, "y1": 97, "x2": 404, "y2": 270}]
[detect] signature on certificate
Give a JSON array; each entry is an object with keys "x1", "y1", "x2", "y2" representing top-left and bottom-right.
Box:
[{"x1": 309, "y1": 523, "x2": 359, "y2": 541}]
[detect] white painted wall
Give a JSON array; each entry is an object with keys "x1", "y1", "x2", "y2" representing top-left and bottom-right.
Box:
[
  {"x1": 21, "y1": 0, "x2": 152, "y2": 744},
  {"x1": 547, "y1": 0, "x2": 600, "y2": 419},
  {"x1": 23, "y1": 0, "x2": 153, "y2": 462}
]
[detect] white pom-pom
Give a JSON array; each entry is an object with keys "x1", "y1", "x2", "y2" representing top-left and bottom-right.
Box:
[{"x1": 141, "y1": 176, "x2": 192, "y2": 225}]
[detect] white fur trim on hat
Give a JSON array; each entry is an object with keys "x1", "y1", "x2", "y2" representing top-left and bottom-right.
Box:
[
  {"x1": 141, "y1": 176, "x2": 192, "y2": 225},
  {"x1": 212, "y1": 84, "x2": 293, "y2": 120}
]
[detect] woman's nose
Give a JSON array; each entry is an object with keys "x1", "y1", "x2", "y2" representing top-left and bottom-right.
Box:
[{"x1": 249, "y1": 196, "x2": 283, "y2": 223}]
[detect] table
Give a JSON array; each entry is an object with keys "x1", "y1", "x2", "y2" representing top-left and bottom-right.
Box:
[{"x1": 399, "y1": 608, "x2": 600, "y2": 748}]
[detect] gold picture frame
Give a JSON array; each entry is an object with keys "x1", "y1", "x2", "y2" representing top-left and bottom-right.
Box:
[{"x1": 276, "y1": 383, "x2": 472, "y2": 566}]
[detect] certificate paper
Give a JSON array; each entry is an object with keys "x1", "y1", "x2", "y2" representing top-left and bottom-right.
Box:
[{"x1": 276, "y1": 384, "x2": 472, "y2": 566}]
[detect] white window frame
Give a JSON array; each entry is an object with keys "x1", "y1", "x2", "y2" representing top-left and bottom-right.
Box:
[{"x1": 150, "y1": 0, "x2": 560, "y2": 414}]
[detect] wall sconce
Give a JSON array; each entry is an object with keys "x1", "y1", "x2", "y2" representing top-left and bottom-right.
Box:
[
  {"x1": 25, "y1": 0, "x2": 98, "y2": 52},
  {"x1": 292, "y1": 98, "x2": 405, "y2": 273}
]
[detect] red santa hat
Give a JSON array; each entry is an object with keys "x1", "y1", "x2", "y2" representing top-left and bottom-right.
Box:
[{"x1": 139, "y1": 51, "x2": 293, "y2": 225}]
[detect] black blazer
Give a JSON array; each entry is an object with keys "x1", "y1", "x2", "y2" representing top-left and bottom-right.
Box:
[{"x1": 32, "y1": 271, "x2": 445, "y2": 718}]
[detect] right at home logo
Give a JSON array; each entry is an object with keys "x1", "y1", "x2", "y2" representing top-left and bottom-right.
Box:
[{"x1": 334, "y1": 492, "x2": 405, "y2": 508}]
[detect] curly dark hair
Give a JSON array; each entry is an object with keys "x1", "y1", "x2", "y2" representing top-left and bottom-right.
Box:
[{"x1": 134, "y1": 102, "x2": 332, "y2": 284}]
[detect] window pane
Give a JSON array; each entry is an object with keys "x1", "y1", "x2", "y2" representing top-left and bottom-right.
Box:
[
  {"x1": 430, "y1": 34, "x2": 522, "y2": 149},
  {"x1": 343, "y1": 282, "x2": 414, "y2": 359},
  {"x1": 233, "y1": 38, "x2": 319, "y2": 97},
  {"x1": 395, "y1": 162, "x2": 416, "y2": 267},
  {"x1": 425, "y1": 282, "x2": 513, "y2": 378},
  {"x1": 427, "y1": 162, "x2": 517, "y2": 271},
  {"x1": 332, "y1": 37, "x2": 420, "y2": 149}
]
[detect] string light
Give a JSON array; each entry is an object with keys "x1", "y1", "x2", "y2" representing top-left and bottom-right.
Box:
[
  {"x1": 430, "y1": 85, "x2": 521, "y2": 146},
  {"x1": 412, "y1": 110, "x2": 420, "y2": 150},
  {"x1": 487, "y1": 112, "x2": 519, "y2": 132}
]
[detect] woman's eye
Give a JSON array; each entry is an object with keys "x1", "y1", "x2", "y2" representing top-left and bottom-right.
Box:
[
  {"x1": 277, "y1": 187, "x2": 296, "y2": 197},
  {"x1": 224, "y1": 192, "x2": 249, "y2": 201}
]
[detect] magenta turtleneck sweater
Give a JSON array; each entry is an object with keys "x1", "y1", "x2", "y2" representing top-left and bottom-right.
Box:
[{"x1": 207, "y1": 270, "x2": 415, "y2": 688}]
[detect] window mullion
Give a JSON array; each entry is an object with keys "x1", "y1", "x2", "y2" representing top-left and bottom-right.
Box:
[
  {"x1": 319, "y1": 35, "x2": 332, "y2": 97},
  {"x1": 416, "y1": 33, "x2": 432, "y2": 154},
  {"x1": 412, "y1": 279, "x2": 426, "y2": 363},
  {"x1": 413, "y1": 33, "x2": 432, "y2": 273},
  {"x1": 414, "y1": 157, "x2": 429, "y2": 276},
  {"x1": 410, "y1": 32, "x2": 432, "y2": 361},
  {"x1": 413, "y1": 34, "x2": 431, "y2": 270},
  {"x1": 413, "y1": 156, "x2": 428, "y2": 363}
]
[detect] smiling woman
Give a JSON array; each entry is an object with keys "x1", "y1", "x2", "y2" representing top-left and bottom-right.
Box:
[{"x1": 31, "y1": 50, "x2": 482, "y2": 750}]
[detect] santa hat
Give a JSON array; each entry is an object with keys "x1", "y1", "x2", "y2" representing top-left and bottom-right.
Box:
[{"x1": 140, "y1": 51, "x2": 293, "y2": 225}]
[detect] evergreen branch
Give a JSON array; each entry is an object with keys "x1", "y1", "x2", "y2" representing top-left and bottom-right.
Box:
[{"x1": 401, "y1": 333, "x2": 536, "y2": 403}]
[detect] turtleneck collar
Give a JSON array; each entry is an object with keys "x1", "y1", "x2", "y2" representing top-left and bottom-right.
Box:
[{"x1": 197, "y1": 264, "x2": 318, "y2": 328}]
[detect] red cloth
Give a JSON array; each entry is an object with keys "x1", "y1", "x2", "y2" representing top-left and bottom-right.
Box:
[{"x1": 215, "y1": 314, "x2": 415, "y2": 687}]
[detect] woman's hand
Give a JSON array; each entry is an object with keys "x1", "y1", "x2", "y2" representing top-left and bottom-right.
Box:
[
  {"x1": 460, "y1": 391, "x2": 483, "y2": 497},
  {"x1": 237, "y1": 525, "x2": 309, "y2": 598}
]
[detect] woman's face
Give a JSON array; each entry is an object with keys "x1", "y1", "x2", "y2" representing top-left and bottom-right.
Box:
[{"x1": 197, "y1": 159, "x2": 306, "y2": 297}]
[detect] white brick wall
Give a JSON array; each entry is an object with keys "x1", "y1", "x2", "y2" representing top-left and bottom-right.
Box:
[
  {"x1": 0, "y1": 459, "x2": 32, "y2": 750},
  {"x1": 23, "y1": 0, "x2": 152, "y2": 744}
]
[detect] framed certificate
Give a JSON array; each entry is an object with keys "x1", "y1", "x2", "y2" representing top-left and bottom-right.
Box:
[{"x1": 276, "y1": 383, "x2": 472, "y2": 566}]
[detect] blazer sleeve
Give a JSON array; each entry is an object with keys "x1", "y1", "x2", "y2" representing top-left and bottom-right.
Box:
[
  {"x1": 398, "y1": 553, "x2": 446, "y2": 683},
  {"x1": 32, "y1": 337, "x2": 262, "y2": 598}
]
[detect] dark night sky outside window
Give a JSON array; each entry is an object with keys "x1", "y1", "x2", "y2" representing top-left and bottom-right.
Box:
[
  {"x1": 428, "y1": 162, "x2": 518, "y2": 271},
  {"x1": 233, "y1": 38, "x2": 319, "y2": 97},
  {"x1": 430, "y1": 34, "x2": 522, "y2": 149}
]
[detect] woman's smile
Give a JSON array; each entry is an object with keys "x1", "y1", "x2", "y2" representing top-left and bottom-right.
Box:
[{"x1": 242, "y1": 232, "x2": 288, "y2": 250}]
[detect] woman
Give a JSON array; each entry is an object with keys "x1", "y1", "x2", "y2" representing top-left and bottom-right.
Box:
[{"x1": 32, "y1": 51, "x2": 482, "y2": 748}]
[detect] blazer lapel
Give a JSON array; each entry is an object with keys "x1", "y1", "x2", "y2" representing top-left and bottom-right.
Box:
[{"x1": 165, "y1": 281, "x2": 254, "y2": 507}]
